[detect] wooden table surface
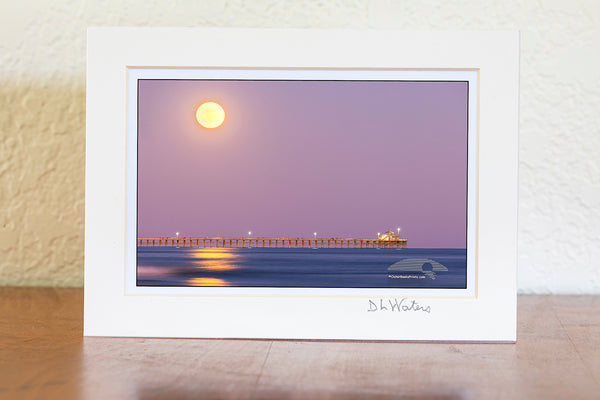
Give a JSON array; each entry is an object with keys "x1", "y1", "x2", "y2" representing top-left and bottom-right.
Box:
[{"x1": 0, "y1": 288, "x2": 598, "y2": 399}]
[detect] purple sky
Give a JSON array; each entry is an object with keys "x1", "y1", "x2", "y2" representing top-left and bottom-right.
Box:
[{"x1": 137, "y1": 79, "x2": 467, "y2": 248}]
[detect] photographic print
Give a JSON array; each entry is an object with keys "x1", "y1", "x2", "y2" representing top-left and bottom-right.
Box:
[
  {"x1": 87, "y1": 29, "x2": 518, "y2": 340},
  {"x1": 133, "y1": 70, "x2": 474, "y2": 290}
]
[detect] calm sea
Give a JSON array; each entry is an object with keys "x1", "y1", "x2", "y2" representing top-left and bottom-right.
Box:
[{"x1": 137, "y1": 247, "x2": 467, "y2": 288}]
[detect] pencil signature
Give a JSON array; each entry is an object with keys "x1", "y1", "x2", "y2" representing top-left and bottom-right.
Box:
[{"x1": 367, "y1": 298, "x2": 431, "y2": 314}]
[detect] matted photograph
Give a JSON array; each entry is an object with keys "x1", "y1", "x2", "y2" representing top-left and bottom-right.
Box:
[
  {"x1": 86, "y1": 28, "x2": 518, "y2": 340},
  {"x1": 130, "y1": 69, "x2": 477, "y2": 292}
]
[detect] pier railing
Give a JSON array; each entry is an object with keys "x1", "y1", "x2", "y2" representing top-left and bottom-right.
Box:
[{"x1": 137, "y1": 237, "x2": 407, "y2": 249}]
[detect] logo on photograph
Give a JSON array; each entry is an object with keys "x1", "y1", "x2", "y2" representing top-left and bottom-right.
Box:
[{"x1": 387, "y1": 258, "x2": 448, "y2": 280}]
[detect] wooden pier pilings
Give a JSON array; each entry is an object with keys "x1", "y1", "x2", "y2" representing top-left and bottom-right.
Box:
[{"x1": 137, "y1": 237, "x2": 407, "y2": 249}]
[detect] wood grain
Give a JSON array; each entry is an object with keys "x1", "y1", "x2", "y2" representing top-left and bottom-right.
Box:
[{"x1": 0, "y1": 288, "x2": 598, "y2": 399}]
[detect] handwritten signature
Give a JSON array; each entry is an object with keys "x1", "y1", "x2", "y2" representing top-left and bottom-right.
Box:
[{"x1": 367, "y1": 298, "x2": 431, "y2": 314}]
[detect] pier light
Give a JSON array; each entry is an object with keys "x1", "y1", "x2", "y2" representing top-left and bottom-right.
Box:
[
  {"x1": 314, "y1": 232, "x2": 317, "y2": 238},
  {"x1": 377, "y1": 232, "x2": 380, "y2": 238},
  {"x1": 397, "y1": 227, "x2": 401, "y2": 235},
  {"x1": 248, "y1": 231, "x2": 251, "y2": 237},
  {"x1": 176, "y1": 232, "x2": 179, "y2": 238}
]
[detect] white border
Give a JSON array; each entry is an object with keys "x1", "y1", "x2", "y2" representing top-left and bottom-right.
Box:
[
  {"x1": 125, "y1": 68, "x2": 478, "y2": 298},
  {"x1": 86, "y1": 28, "x2": 519, "y2": 341}
]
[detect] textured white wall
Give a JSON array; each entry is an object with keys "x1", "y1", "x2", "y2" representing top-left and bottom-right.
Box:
[{"x1": 1, "y1": 1, "x2": 599, "y2": 293}]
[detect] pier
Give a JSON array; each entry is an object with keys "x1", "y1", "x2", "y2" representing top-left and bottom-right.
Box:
[{"x1": 137, "y1": 236, "x2": 408, "y2": 249}]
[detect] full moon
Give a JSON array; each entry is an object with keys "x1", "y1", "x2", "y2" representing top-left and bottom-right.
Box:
[{"x1": 195, "y1": 101, "x2": 225, "y2": 129}]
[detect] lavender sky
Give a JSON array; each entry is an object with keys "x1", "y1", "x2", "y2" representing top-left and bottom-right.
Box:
[{"x1": 137, "y1": 79, "x2": 468, "y2": 248}]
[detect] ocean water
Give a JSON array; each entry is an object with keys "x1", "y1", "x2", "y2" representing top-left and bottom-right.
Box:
[{"x1": 137, "y1": 247, "x2": 467, "y2": 288}]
